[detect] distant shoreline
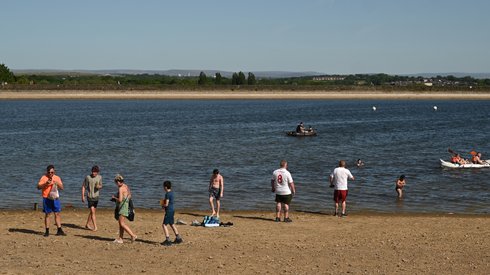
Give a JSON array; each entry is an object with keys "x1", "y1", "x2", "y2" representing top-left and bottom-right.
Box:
[{"x1": 2, "y1": 90, "x2": 490, "y2": 100}]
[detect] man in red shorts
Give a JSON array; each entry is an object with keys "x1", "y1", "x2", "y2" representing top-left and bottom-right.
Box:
[{"x1": 329, "y1": 160, "x2": 355, "y2": 217}]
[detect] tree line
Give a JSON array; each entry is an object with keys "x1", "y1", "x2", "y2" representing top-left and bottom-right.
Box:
[{"x1": 2, "y1": 63, "x2": 490, "y2": 90}]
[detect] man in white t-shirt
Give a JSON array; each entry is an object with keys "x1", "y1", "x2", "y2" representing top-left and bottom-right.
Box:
[
  {"x1": 329, "y1": 160, "x2": 355, "y2": 217},
  {"x1": 271, "y1": 160, "x2": 296, "y2": 222}
]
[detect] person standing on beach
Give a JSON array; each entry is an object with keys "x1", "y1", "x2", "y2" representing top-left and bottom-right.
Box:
[
  {"x1": 112, "y1": 174, "x2": 137, "y2": 243},
  {"x1": 37, "y1": 164, "x2": 66, "y2": 237},
  {"x1": 271, "y1": 160, "x2": 296, "y2": 222},
  {"x1": 329, "y1": 160, "x2": 355, "y2": 217},
  {"x1": 208, "y1": 169, "x2": 224, "y2": 217},
  {"x1": 395, "y1": 175, "x2": 406, "y2": 199},
  {"x1": 161, "y1": 180, "x2": 183, "y2": 246},
  {"x1": 81, "y1": 165, "x2": 102, "y2": 231}
]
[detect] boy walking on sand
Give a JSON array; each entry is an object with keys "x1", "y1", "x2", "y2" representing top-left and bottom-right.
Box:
[
  {"x1": 82, "y1": 165, "x2": 102, "y2": 231},
  {"x1": 161, "y1": 180, "x2": 183, "y2": 246}
]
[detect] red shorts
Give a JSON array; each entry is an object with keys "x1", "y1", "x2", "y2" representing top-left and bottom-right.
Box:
[{"x1": 333, "y1": 190, "x2": 348, "y2": 203}]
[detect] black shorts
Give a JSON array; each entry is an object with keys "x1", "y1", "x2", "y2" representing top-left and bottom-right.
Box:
[
  {"x1": 87, "y1": 199, "x2": 98, "y2": 208},
  {"x1": 209, "y1": 187, "x2": 221, "y2": 200},
  {"x1": 275, "y1": 194, "x2": 292, "y2": 205}
]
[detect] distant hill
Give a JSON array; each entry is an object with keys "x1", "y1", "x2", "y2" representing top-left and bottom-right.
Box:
[
  {"x1": 405, "y1": 72, "x2": 490, "y2": 79},
  {"x1": 12, "y1": 69, "x2": 490, "y2": 79},
  {"x1": 12, "y1": 69, "x2": 323, "y2": 79}
]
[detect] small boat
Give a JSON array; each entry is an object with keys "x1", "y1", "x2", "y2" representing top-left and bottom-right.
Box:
[
  {"x1": 287, "y1": 130, "x2": 317, "y2": 137},
  {"x1": 440, "y1": 159, "x2": 490, "y2": 169}
]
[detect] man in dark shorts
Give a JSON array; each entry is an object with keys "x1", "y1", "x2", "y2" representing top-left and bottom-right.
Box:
[
  {"x1": 161, "y1": 180, "x2": 183, "y2": 246},
  {"x1": 208, "y1": 169, "x2": 224, "y2": 217},
  {"x1": 271, "y1": 160, "x2": 296, "y2": 222},
  {"x1": 82, "y1": 165, "x2": 102, "y2": 231}
]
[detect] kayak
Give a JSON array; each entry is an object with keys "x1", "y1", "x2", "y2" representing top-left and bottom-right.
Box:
[
  {"x1": 440, "y1": 159, "x2": 490, "y2": 169},
  {"x1": 287, "y1": 130, "x2": 317, "y2": 137}
]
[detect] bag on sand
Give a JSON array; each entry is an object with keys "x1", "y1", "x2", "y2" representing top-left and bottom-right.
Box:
[{"x1": 114, "y1": 197, "x2": 135, "y2": 222}]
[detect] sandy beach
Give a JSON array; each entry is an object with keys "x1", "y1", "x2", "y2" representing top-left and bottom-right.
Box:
[
  {"x1": 1, "y1": 208, "x2": 488, "y2": 274},
  {"x1": 1, "y1": 90, "x2": 490, "y2": 100}
]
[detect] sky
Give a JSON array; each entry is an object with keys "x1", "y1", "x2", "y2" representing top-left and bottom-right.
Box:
[{"x1": 1, "y1": 0, "x2": 490, "y2": 74}]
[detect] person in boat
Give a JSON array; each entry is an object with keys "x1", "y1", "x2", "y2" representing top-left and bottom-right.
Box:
[
  {"x1": 295, "y1": 122, "x2": 305, "y2": 133},
  {"x1": 307, "y1": 126, "x2": 314, "y2": 133},
  {"x1": 471, "y1": 152, "x2": 484, "y2": 164},
  {"x1": 450, "y1": 154, "x2": 468, "y2": 165}
]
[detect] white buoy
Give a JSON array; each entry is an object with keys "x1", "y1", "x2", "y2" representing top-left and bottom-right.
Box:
[
  {"x1": 372, "y1": 106, "x2": 377, "y2": 111},
  {"x1": 433, "y1": 106, "x2": 438, "y2": 111}
]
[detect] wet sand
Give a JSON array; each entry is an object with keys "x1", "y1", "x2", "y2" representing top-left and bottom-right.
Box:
[
  {"x1": 1, "y1": 90, "x2": 490, "y2": 100},
  {"x1": 1, "y1": 209, "x2": 488, "y2": 274}
]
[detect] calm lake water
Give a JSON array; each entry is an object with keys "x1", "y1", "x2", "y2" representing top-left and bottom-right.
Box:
[{"x1": 0, "y1": 99, "x2": 488, "y2": 214}]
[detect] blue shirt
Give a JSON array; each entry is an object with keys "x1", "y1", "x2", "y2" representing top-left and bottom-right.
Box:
[{"x1": 165, "y1": 191, "x2": 174, "y2": 212}]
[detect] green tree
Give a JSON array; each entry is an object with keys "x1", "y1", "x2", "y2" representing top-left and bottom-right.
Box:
[
  {"x1": 231, "y1": 72, "x2": 239, "y2": 85},
  {"x1": 247, "y1": 72, "x2": 256, "y2": 85},
  {"x1": 237, "y1": 71, "x2": 246, "y2": 85},
  {"x1": 0, "y1": 63, "x2": 15, "y2": 83},
  {"x1": 198, "y1": 71, "x2": 207, "y2": 85},
  {"x1": 215, "y1": 72, "x2": 222, "y2": 84}
]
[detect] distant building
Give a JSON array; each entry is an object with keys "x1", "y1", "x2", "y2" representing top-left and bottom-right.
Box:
[{"x1": 313, "y1": 76, "x2": 345, "y2": 81}]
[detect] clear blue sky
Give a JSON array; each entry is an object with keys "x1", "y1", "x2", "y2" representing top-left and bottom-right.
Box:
[{"x1": 2, "y1": 0, "x2": 489, "y2": 74}]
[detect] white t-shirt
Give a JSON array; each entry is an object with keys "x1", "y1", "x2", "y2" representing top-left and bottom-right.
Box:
[
  {"x1": 272, "y1": 168, "x2": 293, "y2": 195},
  {"x1": 330, "y1": 167, "x2": 354, "y2": 190}
]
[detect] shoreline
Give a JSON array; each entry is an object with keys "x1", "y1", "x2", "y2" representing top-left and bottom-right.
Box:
[
  {"x1": 2, "y1": 208, "x2": 488, "y2": 274},
  {"x1": 2, "y1": 90, "x2": 490, "y2": 100},
  {"x1": 1, "y1": 207, "x2": 487, "y2": 217}
]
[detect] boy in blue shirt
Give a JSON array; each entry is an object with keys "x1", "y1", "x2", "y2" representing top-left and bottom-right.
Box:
[{"x1": 161, "y1": 180, "x2": 183, "y2": 246}]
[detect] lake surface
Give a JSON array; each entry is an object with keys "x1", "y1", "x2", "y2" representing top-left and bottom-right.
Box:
[{"x1": 0, "y1": 99, "x2": 488, "y2": 214}]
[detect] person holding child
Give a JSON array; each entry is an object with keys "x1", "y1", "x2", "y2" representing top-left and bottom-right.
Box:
[{"x1": 161, "y1": 180, "x2": 183, "y2": 246}]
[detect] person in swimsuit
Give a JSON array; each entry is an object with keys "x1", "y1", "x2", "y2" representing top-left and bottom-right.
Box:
[
  {"x1": 208, "y1": 169, "x2": 224, "y2": 217},
  {"x1": 395, "y1": 175, "x2": 406, "y2": 199},
  {"x1": 112, "y1": 174, "x2": 137, "y2": 244},
  {"x1": 472, "y1": 152, "x2": 484, "y2": 164}
]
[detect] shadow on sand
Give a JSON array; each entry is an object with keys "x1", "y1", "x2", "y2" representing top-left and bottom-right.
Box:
[
  {"x1": 295, "y1": 210, "x2": 330, "y2": 216},
  {"x1": 233, "y1": 215, "x2": 274, "y2": 222},
  {"x1": 75, "y1": 234, "x2": 160, "y2": 245},
  {"x1": 8, "y1": 228, "x2": 44, "y2": 236},
  {"x1": 63, "y1": 223, "x2": 89, "y2": 230}
]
